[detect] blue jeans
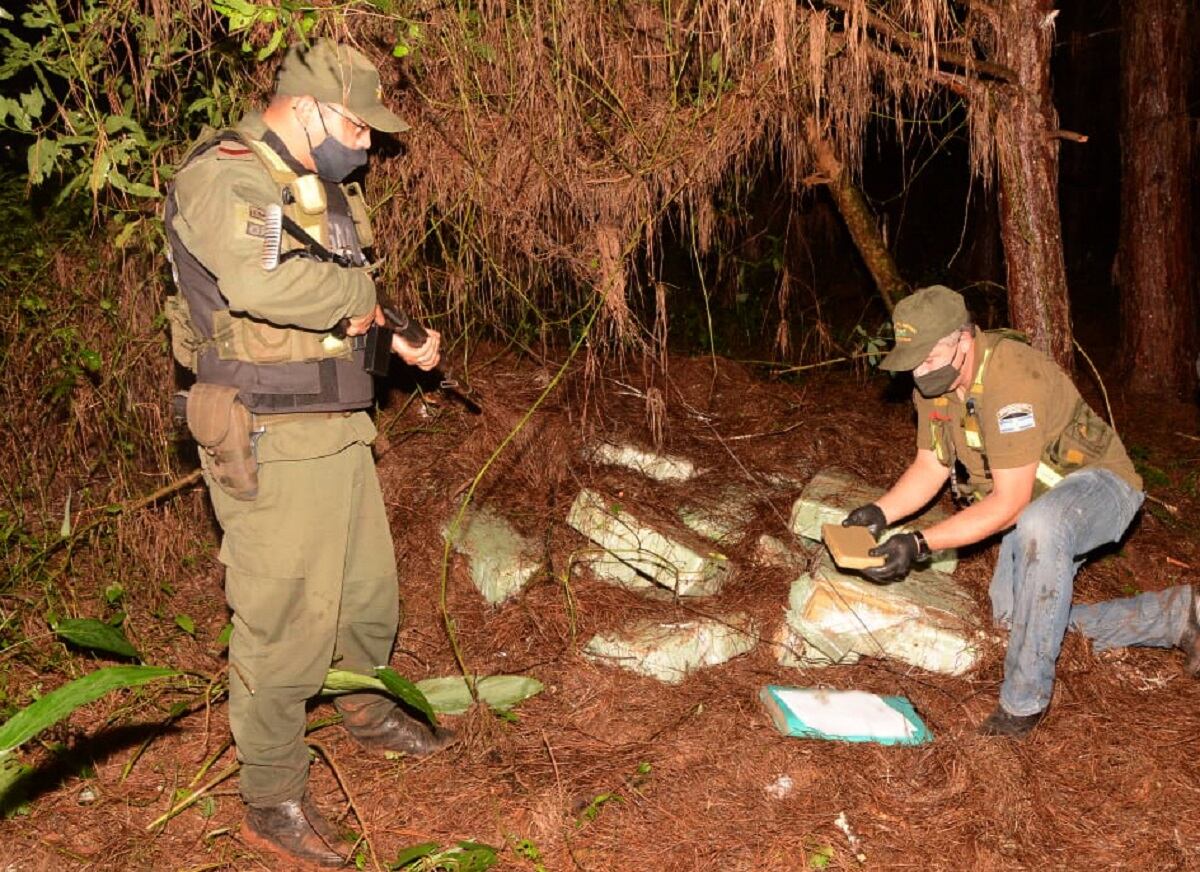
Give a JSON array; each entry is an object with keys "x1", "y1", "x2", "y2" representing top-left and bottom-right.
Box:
[{"x1": 989, "y1": 468, "x2": 1191, "y2": 716}]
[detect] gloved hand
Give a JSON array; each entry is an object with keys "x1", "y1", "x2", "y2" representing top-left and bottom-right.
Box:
[
  {"x1": 842, "y1": 503, "x2": 887, "y2": 541},
  {"x1": 862, "y1": 531, "x2": 930, "y2": 584}
]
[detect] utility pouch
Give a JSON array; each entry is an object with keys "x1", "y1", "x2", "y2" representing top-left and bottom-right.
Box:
[
  {"x1": 1045, "y1": 398, "x2": 1113, "y2": 474},
  {"x1": 363, "y1": 324, "x2": 394, "y2": 377},
  {"x1": 186, "y1": 383, "x2": 259, "y2": 500},
  {"x1": 211, "y1": 310, "x2": 350, "y2": 364},
  {"x1": 164, "y1": 293, "x2": 203, "y2": 371}
]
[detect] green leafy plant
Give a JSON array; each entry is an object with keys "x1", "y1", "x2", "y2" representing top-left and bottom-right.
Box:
[
  {"x1": 576, "y1": 791, "x2": 623, "y2": 826},
  {"x1": 808, "y1": 844, "x2": 836, "y2": 869},
  {"x1": 0, "y1": 665, "x2": 178, "y2": 757},
  {"x1": 389, "y1": 840, "x2": 498, "y2": 871},
  {"x1": 53, "y1": 617, "x2": 139, "y2": 660},
  {"x1": 323, "y1": 670, "x2": 543, "y2": 719},
  {"x1": 321, "y1": 667, "x2": 437, "y2": 726},
  {"x1": 511, "y1": 837, "x2": 547, "y2": 871}
]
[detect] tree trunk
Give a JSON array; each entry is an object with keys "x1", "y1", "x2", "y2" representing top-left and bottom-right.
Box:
[
  {"x1": 992, "y1": 1, "x2": 1074, "y2": 369},
  {"x1": 806, "y1": 120, "x2": 909, "y2": 313},
  {"x1": 1116, "y1": 0, "x2": 1195, "y2": 395}
]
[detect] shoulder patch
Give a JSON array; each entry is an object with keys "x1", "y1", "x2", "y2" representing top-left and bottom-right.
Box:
[{"x1": 997, "y1": 402, "x2": 1036, "y2": 433}]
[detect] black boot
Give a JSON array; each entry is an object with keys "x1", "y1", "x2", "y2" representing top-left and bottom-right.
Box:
[
  {"x1": 339, "y1": 699, "x2": 457, "y2": 756},
  {"x1": 978, "y1": 705, "x2": 1046, "y2": 739},
  {"x1": 1180, "y1": 584, "x2": 1200, "y2": 677},
  {"x1": 243, "y1": 795, "x2": 344, "y2": 868}
]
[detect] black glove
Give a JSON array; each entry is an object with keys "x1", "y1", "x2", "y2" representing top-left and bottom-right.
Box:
[
  {"x1": 842, "y1": 503, "x2": 887, "y2": 541},
  {"x1": 862, "y1": 531, "x2": 931, "y2": 584}
]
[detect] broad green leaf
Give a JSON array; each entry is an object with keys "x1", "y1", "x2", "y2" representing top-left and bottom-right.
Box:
[
  {"x1": 8, "y1": 103, "x2": 30, "y2": 133},
  {"x1": 88, "y1": 149, "x2": 111, "y2": 195},
  {"x1": 388, "y1": 841, "x2": 498, "y2": 872},
  {"x1": 322, "y1": 669, "x2": 387, "y2": 696},
  {"x1": 184, "y1": 96, "x2": 215, "y2": 116},
  {"x1": 415, "y1": 675, "x2": 543, "y2": 716},
  {"x1": 255, "y1": 27, "x2": 284, "y2": 61},
  {"x1": 212, "y1": 0, "x2": 255, "y2": 17},
  {"x1": 215, "y1": 622, "x2": 233, "y2": 649},
  {"x1": 0, "y1": 666, "x2": 178, "y2": 756},
  {"x1": 324, "y1": 671, "x2": 540, "y2": 718},
  {"x1": 55, "y1": 618, "x2": 139, "y2": 660},
  {"x1": 113, "y1": 218, "x2": 140, "y2": 249},
  {"x1": 103, "y1": 114, "x2": 141, "y2": 136},
  {"x1": 375, "y1": 667, "x2": 436, "y2": 726},
  {"x1": 389, "y1": 841, "x2": 440, "y2": 867},
  {"x1": 0, "y1": 7, "x2": 13, "y2": 21},
  {"x1": 107, "y1": 169, "x2": 159, "y2": 199},
  {"x1": 453, "y1": 841, "x2": 499, "y2": 872},
  {"x1": 174, "y1": 614, "x2": 195, "y2": 636},
  {"x1": 26, "y1": 137, "x2": 60, "y2": 184},
  {"x1": 18, "y1": 87, "x2": 43, "y2": 120},
  {"x1": 0, "y1": 755, "x2": 31, "y2": 816}
]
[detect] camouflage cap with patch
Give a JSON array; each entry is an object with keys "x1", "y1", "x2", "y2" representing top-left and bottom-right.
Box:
[
  {"x1": 276, "y1": 39, "x2": 409, "y2": 133},
  {"x1": 879, "y1": 285, "x2": 969, "y2": 372}
]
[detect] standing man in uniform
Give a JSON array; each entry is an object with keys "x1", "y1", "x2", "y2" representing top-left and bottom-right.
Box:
[
  {"x1": 166, "y1": 40, "x2": 453, "y2": 866},
  {"x1": 842, "y1": 285, "x2": 1200, "y2": 738}
]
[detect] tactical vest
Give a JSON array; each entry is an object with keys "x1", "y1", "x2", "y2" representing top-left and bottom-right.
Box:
[
  {"x1": 163, "y1": 129, "x2": 375, "y2": 414},
  {"x1": 928, "y1": 330, "x2": 1115, "y2": 500}
]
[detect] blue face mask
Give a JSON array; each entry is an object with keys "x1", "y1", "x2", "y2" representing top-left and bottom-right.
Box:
[{"x1": 303, "y1": 106, "x2": 368, "y2": 182}]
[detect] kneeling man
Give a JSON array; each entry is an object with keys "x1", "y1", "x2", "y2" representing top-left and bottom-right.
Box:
[{"x1": 844, "y1": 285, "x2": 1199, "y2": 737}]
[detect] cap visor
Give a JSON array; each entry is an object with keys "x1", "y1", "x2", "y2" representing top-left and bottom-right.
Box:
[
  {"x1": 357, "y1": 105, "x2": 409, "y2": 133},
  {"x1": 878, "y1": 342, "x2": 932, "y2": 372}
]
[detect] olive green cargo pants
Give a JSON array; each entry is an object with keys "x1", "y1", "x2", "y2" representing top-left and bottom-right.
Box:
[{"x1": 203, "y1": 416, "x2": 398, "y2": 806}]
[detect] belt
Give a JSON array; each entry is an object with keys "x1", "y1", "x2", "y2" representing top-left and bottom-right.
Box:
[{"x1": 251, "y1": 410, "x2": 356, "y2": 428}]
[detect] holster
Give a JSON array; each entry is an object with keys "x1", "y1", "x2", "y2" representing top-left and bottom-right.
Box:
[{"x1": 186, "y1": 383, "x2": 259, "y2": 501}]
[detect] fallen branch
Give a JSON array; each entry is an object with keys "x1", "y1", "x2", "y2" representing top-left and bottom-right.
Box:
[
  {"x1": 307, "y1": 739, "x2": 382, "y2": 872},
  {"x1": 146, "y1": 760, "x2": 239, "y2": 831}
]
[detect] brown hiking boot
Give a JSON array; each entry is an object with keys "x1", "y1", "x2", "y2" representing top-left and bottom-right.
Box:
[
  {"x1": 243, "y1": 796, "x2": 345, "y2": 868},
  {"x1": 1180, "y1": 585, "x2": 1200, "y2": 677},
  {"x1": 339, "y1": 700, "x2": 457, "y2": 756}
]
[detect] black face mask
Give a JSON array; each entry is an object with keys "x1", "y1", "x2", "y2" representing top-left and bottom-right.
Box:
[
  {"x1": 913, "y1": 363, "x2": 960, "y2": 398},
  {"x1": 302, "y1": 105, "x2": 368, "y2": 182},
  {"x1": 913, "y1": 342, "x2": 966, "y2": 398}
]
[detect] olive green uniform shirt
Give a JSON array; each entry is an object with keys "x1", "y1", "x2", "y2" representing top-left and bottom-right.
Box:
[
  {"x1": 914, "y1": 332, "x2": 1142, "y2": 497},
  {"x1": 169, "y1": 112, "x2": 376, "y2": 338}
]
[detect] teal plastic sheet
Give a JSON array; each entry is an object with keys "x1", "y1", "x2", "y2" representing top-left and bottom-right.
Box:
[{"x1": 760, "y1": 685, "x2": 933, "y2": 746}]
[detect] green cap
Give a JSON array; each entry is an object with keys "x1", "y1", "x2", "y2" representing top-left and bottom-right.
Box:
[
  {"x1": 878, "y1": 285, "x2": 969, "y2": 371},
  {"x1": 276, "y1": 39, "x2": 409, "y2": 133}
]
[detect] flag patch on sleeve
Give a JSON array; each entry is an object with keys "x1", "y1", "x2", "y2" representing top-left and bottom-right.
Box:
[{"x1": 997, "y1": 403, "x2": 1036, "y2": 433}]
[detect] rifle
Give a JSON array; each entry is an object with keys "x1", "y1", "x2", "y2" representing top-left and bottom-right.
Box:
[{"x1": 261, "y1": 204, "x2": 482, "y2": 414}]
